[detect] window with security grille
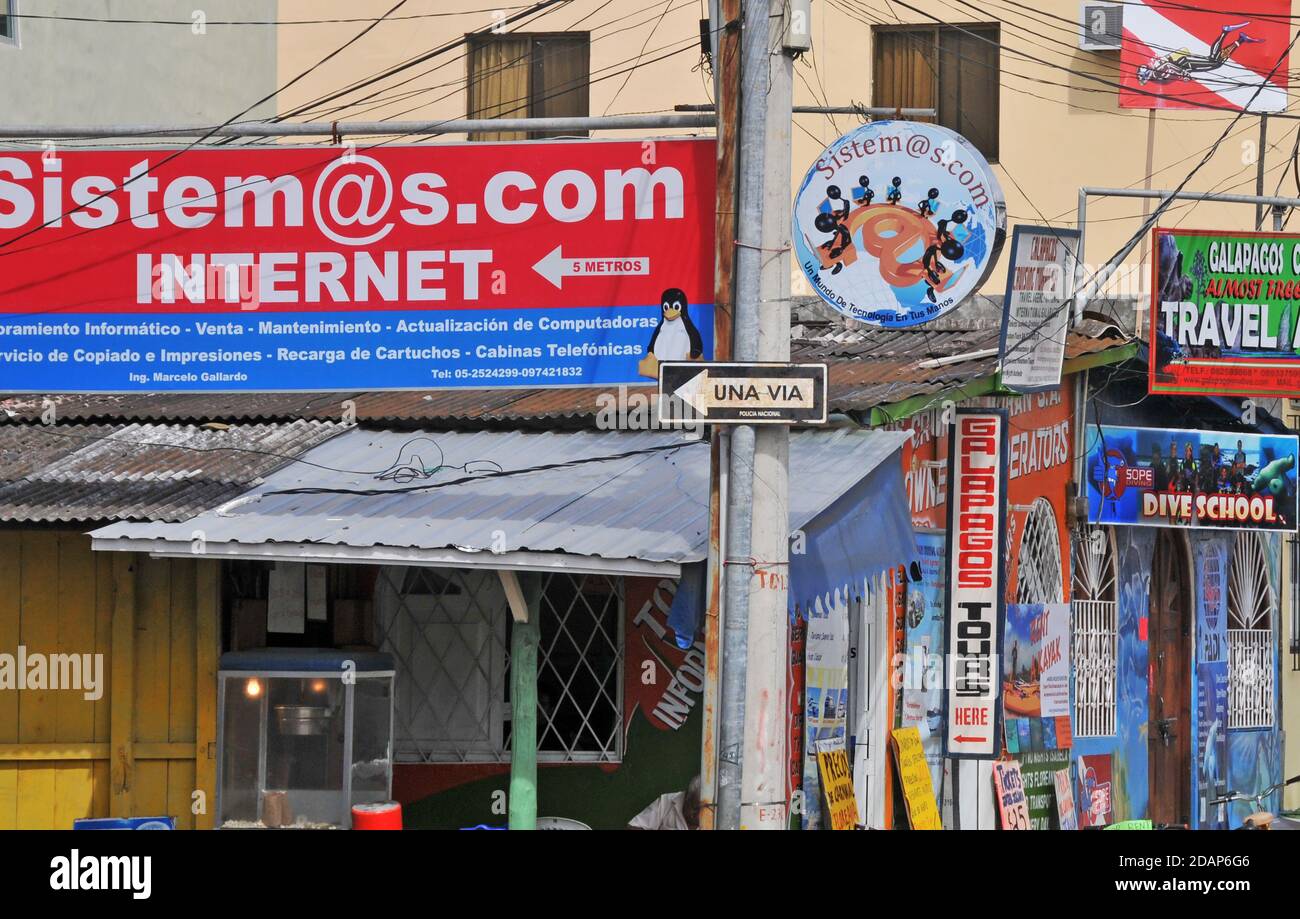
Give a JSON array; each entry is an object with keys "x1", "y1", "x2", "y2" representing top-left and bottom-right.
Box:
[
  {"x1": 375, "y1": 567, "x2": 623, "y2": 763},
  {"x1": 1227, "y1": 533, "x2": 1275, "y2": 730},
  {"x1": 1070, "y1": 526, "x2": 1117, "y2": 737},
  {"x1": 1016, "y1": 498, "x2": 1063, "y2": 605}
]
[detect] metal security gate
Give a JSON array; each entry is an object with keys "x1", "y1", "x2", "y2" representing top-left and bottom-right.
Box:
[
  {"x1": 1017, "y1": 498, "x2": 1064, "y2": 605},
  {"x1": 1227, "y1": 533, "x2": 1276, "y2": 730},
  {"x1": 1071, "y1": 526, "x2": 1118, "y2": 738}
]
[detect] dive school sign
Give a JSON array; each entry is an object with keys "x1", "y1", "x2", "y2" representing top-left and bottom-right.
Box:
[
  {"x1": 1151, "y1": 227, "x2": 1300, "y2": 397},
  {"x1": 793, "y1": 122, "x2": 1006, "y2": 328},
  {"x1": 943, "y1": 408, "x2": 1009, "y2": 760},
  {"x1": 1085, "y1": 424, "x2": 1299, "y2": 532},
  {"x1": 0, "y1": 139, "x2": 715, "y2": 392}
]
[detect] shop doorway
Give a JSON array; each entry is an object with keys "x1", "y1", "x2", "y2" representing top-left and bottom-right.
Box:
[{"x1": 1148, "y1": 529, "x2": 1192, "y2": 826}]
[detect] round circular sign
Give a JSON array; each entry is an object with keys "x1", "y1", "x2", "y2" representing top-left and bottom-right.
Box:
[{"x1": 793, "y1": 121, "x2": 1006, "y2": 327}]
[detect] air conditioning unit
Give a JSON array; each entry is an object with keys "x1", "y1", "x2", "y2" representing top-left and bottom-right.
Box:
[{"x1": 1079, "y1": 1, "x2": 1122, "y2": 52}]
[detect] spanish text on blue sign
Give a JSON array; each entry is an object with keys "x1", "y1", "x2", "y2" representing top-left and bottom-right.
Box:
[
  {"x1": 0, "y1": 140, "x2": 715, "y2": 392},
  {"x1": 1085, "y1": 424, "x2": 1299, "y2": 532}
]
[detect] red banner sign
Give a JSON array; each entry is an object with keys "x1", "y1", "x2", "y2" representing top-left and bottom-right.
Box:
[{"x1": 0, "y1": 140, "x2": 715, "y2": 391}]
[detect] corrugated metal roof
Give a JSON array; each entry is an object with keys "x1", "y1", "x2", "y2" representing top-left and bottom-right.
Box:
[
  {"x1": 91, "y1": 427, "x2": 911, "y2": 566},
  {"x1": 0, "y1": 420, "x2": 344, "y2": 523},
  {"x1": 0, "y1": 323, "x2": 1130, "y2": 427}
]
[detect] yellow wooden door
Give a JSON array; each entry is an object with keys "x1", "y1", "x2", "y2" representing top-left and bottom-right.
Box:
[{"x1": 0, "y1": 532, "x2": 218, "y2": 829}]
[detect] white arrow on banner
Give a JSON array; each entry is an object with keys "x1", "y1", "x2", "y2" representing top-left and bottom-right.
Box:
[
  {"x1": 672, "y1": 368, "x2": 817, "y2": 417},
  {"x1": 531, "y1": 245, "x2": 651, "y2": 289}
]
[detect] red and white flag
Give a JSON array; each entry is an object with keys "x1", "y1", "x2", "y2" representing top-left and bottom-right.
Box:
[{"x1": 1119, "y1": 1, "x2": 1290, "y2": 112}]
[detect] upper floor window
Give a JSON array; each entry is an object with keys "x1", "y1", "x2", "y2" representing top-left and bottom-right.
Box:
[
  {"x1": 871, "y1": 24, "x2": 1000, "y2": 161},
  {"x1": 467, "y1": 32, "x2": 590, "y2": 142}
]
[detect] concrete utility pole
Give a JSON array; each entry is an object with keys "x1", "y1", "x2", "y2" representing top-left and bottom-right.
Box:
[{"x1": 717, "y1": 0, "x2": 794, "y2": 831}]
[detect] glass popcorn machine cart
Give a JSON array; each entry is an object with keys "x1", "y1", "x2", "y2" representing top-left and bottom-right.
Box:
[{"x1": 217, "y1": 649, "x2": 395, "y2": 829}]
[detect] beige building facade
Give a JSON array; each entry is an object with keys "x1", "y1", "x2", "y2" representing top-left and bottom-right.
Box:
[{"x1": 275, "y1": 0, "x2": 1300, "y2": 801}]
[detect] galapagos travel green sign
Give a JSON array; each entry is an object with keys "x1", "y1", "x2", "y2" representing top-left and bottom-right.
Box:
[{"x1": 1150, "y1": 228, "x2": 1300, "y2": 396}]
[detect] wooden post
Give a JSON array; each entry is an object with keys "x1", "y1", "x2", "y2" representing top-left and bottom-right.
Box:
[
  {"x1": 700, "y1": 0, "x2": 741, "y2": 832},
  {"x1": 194, "y1": 560, "x2": 220, "y2": 829},
  {"x1": 503, "y1": 571, "x2": 539, "y2": 830},
  {"x1": 109, "y1": 553, "x2": 135, "y2": 817}
]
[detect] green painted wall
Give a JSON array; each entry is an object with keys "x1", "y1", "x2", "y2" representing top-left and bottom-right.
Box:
[{"x1": 402, "y1": 704, "x2": 703, "y2": 830}]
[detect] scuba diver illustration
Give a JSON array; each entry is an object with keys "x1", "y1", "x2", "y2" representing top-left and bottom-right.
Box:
[
  {"x1": 920, "y1": 209, "x2": 968, "y2": 303},
  {"x1": 1137, "y1": 21, "x2": 1264, "y2": 86}
]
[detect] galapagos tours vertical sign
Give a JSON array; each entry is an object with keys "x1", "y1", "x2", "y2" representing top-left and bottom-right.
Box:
[
  {"x1": 943, "y1": 408, "x2": 1008, "y2": 760},
  {"x1": 1150, "y1": 228, "x2": 1300, "y2": 397}
]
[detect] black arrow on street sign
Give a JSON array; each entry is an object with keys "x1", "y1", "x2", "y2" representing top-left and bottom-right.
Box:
[{"x1": 657, "y1": 361, "x2": 827, "y2": 425}]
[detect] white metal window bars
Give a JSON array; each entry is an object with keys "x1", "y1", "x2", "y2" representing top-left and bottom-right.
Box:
[
  {"x1": 375, "y1": 567, "x2": 624, "y2": 764},
  {"x1": 1227, "y1": 533, "x2": 1276, "y2": 730},
  {"x1": 508, "y1": 573, "x2": 624, "y2": 764},
  {"x1": 1071, "y1": 600, "x2": 1118, "y2": 738},
  {"x1": 1070, "y1": 526, "x2": 1118, "y2": 738},
  {"x1": 1016, "y1": 497, "x2": 1064, "y2": 605},
  {"x1": 375, "y1": 566, "x2": 508, "y2": 763}
]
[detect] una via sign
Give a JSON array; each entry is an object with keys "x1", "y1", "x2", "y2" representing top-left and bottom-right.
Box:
[{"x1": 657, "y1": 362, "x2": 828, "y2": 424}]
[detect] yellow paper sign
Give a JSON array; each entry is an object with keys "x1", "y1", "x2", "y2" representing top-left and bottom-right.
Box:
[
  {"x1": 890, "y1": 726, "x2": 942, "y2": 830},
  {"x1": 816, "y1": 746, "x2": 859, "y2": 830}
]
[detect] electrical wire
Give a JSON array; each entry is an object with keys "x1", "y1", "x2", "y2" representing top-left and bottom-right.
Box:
[
  {"x1": 0, "y1": 0, "x2": 422, "y2": 253},
  {"x1": 996, "y1": 23, "x2": 1300, "y2": 378},
  {"x1": 1, "y1": 423, "x2": 699, "y2": 498},
  {"x1": 1, "y1": 6, "x2": 535, "y2": 26},
  {"x1": 848, "y1": 0, "x2": 1300, "y2": 116},
  {"x1": 265, "y1": 0, "x2": 649, "y2": 126}
]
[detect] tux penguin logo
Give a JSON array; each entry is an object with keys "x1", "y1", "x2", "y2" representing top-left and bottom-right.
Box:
[{"x1": 638, "y1": 287, "x2": 703, "y2": 379}]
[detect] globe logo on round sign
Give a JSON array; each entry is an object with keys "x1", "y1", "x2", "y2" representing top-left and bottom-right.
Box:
[{"x1": 793, "y1": 122, "x2": 1006, "y2": 327}]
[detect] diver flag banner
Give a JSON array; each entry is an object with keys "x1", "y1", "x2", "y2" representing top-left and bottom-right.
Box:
[
  {"x1": 1084, "y1": 424, "x2": 1299, "y2": 533},
  {"x1": 793, "y1": 122, "x2": 1006, "y2": 328},
  {"x1": 943, "y1": 408, "x2": 1009, "y2": 761},
  {"x1": 1119, "y1": 2, "x2": 1291, "y2": 112},
  {"x1": 0, "y1": 139, "x2": 715, "y2": 392},
  {"x1": 1150, "y1": 228, "x2": 1300, "y2": 397}
]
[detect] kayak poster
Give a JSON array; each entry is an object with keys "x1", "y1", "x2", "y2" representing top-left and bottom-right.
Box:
[
  {"x1": 1085, "y1": 424, "x2": 1299, "y2": 532},
  {"x1": 1002, "y1": 603, "x2": 1072, "y2": 753},
  {"x1": 1150, "y1": 228, "x2": 1300, "y2": 397}
]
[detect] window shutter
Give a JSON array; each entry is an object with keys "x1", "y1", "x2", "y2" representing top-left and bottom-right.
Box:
[
  {"x1": 468, "y1": 36, "x2": 532, "y2": 142},
  {"x1": 530, "y1": 34, "x2": 590, "y2": 138},
  {"x1": 872, "y1": 28, "x2": 938, "y2": 122},
  {"x1": 939, "y1": 25, "x2": 999, "y2": 161}
]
